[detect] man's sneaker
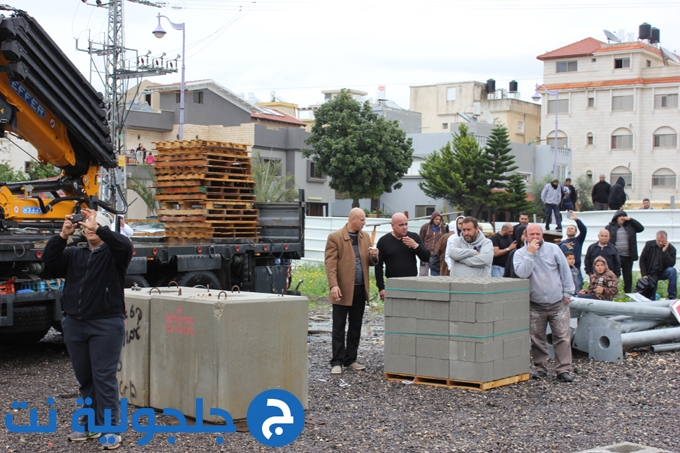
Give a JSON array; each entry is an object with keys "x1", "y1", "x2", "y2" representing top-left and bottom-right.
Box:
[
  {"x1": 331, "y1": 365, "x2": 342, "y2": 375},
  {"x1": 101, "y1": 434, "x2": 122, "y2": 450},
  {"x1": 347, "y1": 362, "x2": 366, "y2": 371},
  {"x1": 68, "y1": 431, "x2": 101, "y2": 442}
]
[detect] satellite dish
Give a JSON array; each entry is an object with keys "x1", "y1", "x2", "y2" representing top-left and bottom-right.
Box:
[
  {"x1": 661, "y1": 47, "x2": 680, "y2": 65},
  {"x1": 603, "y1": 30, "x2": 620, "y2": 43},
  {"x1": 483, "y1": 111, "x2": 494, "y2": 124}
]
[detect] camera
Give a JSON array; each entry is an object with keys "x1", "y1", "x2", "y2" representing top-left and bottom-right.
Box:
[{"x1": 70, "y1": 213, "x2": 84, "y2": 224}]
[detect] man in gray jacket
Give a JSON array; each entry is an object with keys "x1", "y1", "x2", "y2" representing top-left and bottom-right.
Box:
[
  {"x1": 514, "y1": 224, "x2": 575, "y2": 382},
  {"x1": 447, "y1": 217, "x2": 493, "y2": 277},
  {"x1": 541, "y1": 178, "x2": 563, "y2": 231}
]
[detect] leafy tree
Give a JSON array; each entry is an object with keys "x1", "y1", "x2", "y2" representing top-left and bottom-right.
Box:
[
  {"x1": 505, "y1": 173, "x2": 533, "y2": 218},
  {"x1": 303, "y1": 89, "x2": 413, "y2": 207},
  {"x1": 25, "y1": 162, "x2": 61, "y2": 180},
  {"x1": 482, "y1": 123, "x2": 519, "y2": 213},
  {"x1": 127, "y1": 164, "x2": 157, "y2": 215},
  {"x1": 252, "y1": 153, "x2": 297, "y2": 202},
  {"x1": 0, "y1": 161, "x2": 26, "y2": 182},
  {"x1": 419, "y1": 124, "x2": 487, "y2": 216},
  {"x1": 574, "y1": 174, "x2": 594, "y2": 211}
]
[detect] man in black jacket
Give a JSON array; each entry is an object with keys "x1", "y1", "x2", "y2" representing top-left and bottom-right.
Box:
[
  {"x1": 606, "y1": 210, "x2": 644, "y2": 293},
  {"x1": 591, "y1": 174, "x2": 610, "y2": 211},
  {"x1": 584, "y1": 229, "x2": 621, "y2": 278},
  {"x1": 43, "y1": 208, "x2": 133, "y2": 449},
  {"x1": 639, "y1": 231, "x2": 677, "y2": 299},
  {"x1": 608, "y1": 176, "x2": 627, "y2": 210}
]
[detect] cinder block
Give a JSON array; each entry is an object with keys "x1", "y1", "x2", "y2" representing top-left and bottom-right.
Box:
[
  {"x1": 475, "y1": 340, "x2": 504, "y2": 363},
  {"x1": 494, "y1": 317, "x2": 530, "y2": 337},
  {"x1": 385, "y1": 316, "x2": 416, "y2": 335},
  {"x1": 503, "y1": 332, "x2": 531, "y2": 359},
  {"x1": 383, "y1": 297, "x2": 393, "y2": 317},
  {"x1": 390, "y1": 298, "x2": 411, "y2": 318},
  {"x1": 385, "y1": 353, "x2": 415, "y2": 375},
  {"x1": 400, "y1": 334, "x2": 416, "y2": 356},
  {"x1": 416, "y1": 357, "x2": 449, "y2": 379},
  {"x1": 475, "y1": 301, "x2": 505, "y2": 323},
  {"x1": 419, "y1": 300, "x2": 449, "y2": 320},
  {"x1": 385, "y1": 278, "x2": 419, "y2": 299},
  {"x1": 416, "y1": 319, "x2": 449, "y2": 336},
  {"x1": 502, "y1": 297, "x2": 530, "y2": 320},
  {"x1": 450, "y1": 360, "x2": 494, "y2": 382},
  {"x1": 416, "y1": 337, "x2": 449, "y2": 359},
  {"x1": 449, "y1": 301, "x2": 477, "y2": 322},
  {"x1": 493, "y1": 356, "x2": 530, "y2": 381},
  {"x1": 416, "y1": 278, "x2": 450, "y2": 302},
  {"x1": 449, "y1": 321, "x2": 493, "y2": 343},
  {"x1": 449, "y1": 340, "x2": 476, "y2": 362}
]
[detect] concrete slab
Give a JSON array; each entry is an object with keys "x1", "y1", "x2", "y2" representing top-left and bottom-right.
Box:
[
  {"x1": 573, "y1": 442, "x2": 674, "y2": 453},
  {"x1": 119, "y1": 289, "x2": 151, "y2": 407}
]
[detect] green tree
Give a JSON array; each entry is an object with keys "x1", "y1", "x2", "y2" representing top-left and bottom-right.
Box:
[
  {"x1": 419, "y1": 124, "x2": 487, "y2": 216},
  {"x1": 505, "y1": 173, "x2": 533, "y2": 218},
  {"x1": 303, "y1": 89, "x2": 413, "y2": 207},
  {"x1": 574, "y1": 174, "x2": 594, "y2": 211},
  {"x1": 482, "y1": 123, "x2": 519, "y2": 215},
  {"x1": 127, "y1": 164, "x2": 157, "y2": 215},
  {"x1": 25, "y1": 162, "x2": 61, "y2": 180},
  {"x1": 0, "y1": 161, "x2": 26, "y2": 182},
  {"x1": 252, "y1": 153, "x2": 298, "y2": 202}
]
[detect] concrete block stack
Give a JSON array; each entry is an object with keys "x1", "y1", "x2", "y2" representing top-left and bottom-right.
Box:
[{"x1": 384, "y1": 276, "x2": 531, "y2": 385}]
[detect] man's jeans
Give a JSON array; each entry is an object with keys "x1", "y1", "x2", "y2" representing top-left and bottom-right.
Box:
[
  {"x1": 544, "y1": 203, "x2": 561, "y2": 230},
  {"x1": 491, "y1": 265, "x2": 505, "y2": 277},
  {"x1": 656, "y1": 267, "x2": 678, "y2": 299},
  {"x1": 62, "y1": 316, "x2": 125, "y2": 427}
]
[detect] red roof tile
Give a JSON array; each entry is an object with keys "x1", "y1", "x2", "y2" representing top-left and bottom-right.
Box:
[
  {"x1": 251, "y1": 108, "x2": 305, "y2": 127},
  {"x1": 537, "y1": 37, "x2": 605, "y2": 61},
  {"x1": 593, "y1": 41, "x2": 662, "y2": 57}
]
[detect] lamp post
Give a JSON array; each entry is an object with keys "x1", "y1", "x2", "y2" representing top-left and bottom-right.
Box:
[
  {"x1": 532, "y1": 84, "x2": 559, "y2": 179},
  {"x1": 153, "y1": 13, "x2": 185, "y2": 140}
]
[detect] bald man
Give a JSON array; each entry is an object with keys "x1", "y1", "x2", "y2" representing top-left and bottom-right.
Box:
[
  {"x1": 375, "y1": 213, "x2": 430, "y2": 301},
  {"x1": 513, "y1": 224, "x2": 575, "y2": 382},
  {"x1": 584, "y1": 229, "x2": 621, "y2": 278},
  {"x1": 325, "y1": 208, "x2": 379, "y2": 375}
]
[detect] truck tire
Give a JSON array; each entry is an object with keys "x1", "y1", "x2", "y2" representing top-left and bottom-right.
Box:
[
  {"x1": 125, "y1": 275, "x2": 150, "y2": 288},
  {"x1": 174, "y1": 271, "x2": 222, "y2": 290},
  {"x1": 0, "y1": 305, "x2": 52, "y2": 344}
]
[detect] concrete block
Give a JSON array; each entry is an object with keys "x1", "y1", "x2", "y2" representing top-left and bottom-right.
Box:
[
  {"x1": 448, "y1": 277, "x2": 529, "y2": 303},
  {"x1": 503, "y1": 332, "x2": 531, "y2": 359},
  {"x1": 390, "y1": 298, "x2": 412, "y2": 318},
  {"x1": 385, "y1": 316, "x2": 416, "y2": 335},
  {"x1": 149, "y1": 290, "x2": 309, "y2": 421},
  {"x1": 502, "y1": 297, "x2": 530, "y2": 320},
  {"x1": 400, "y1": 334, "x2": 416, "y2": 356},
  {"x1": 450, "y1": 360, "x2": 494, "y2": 382},
  {"x1": 119, "y1": 289, "x2": 152, "y2": 407},
  {"x1": 449, "y1": 321, "x2": 494, "y2": 343},
  {"x1": 449, "y1": 340, "x2": 475, "y2": 362},
  {"x1": 385, "y1": 277, "x2": 419, "y2": 299},
  {"x1": 494, "y1": 317, "x2": 529, "y2": 338},
  {"x1": 416, "y1": 319, "x2": 449, "y2": 336},
  {"x1": 415, "y1": 278, "x2": 450, "y2": 302},
  {"x1": 385, "y1": 353, "x2": 415, "y2": 375},
  {"x1": 383, "y1": 297, "x2": 393, "y2": 317},
  {"x1": 418, "y1": 300, "x2": 449, "y2": 320},
  {"x1": 417, "y1": 357, "x2": 449, "y2": 379},
  {"x1": 475, "y1": 301, "x2": 505, "y2": 323},
  {"x1": 475, "y1": 340, "x2": 504, "y2": 363},
  {"x1": 493, "y1": 356, "x2": 530, "y2": 381},
  {"x1": 449, "y1": 301, "x2": 477, "y2": 322},
  {"x1": 416, "y1": 337, "x2": 449, "y2": 359}
]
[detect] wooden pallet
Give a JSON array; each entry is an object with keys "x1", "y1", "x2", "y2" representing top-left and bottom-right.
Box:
[{"x1": 383, "y1": 372, "x2": 530, "y2": 391}]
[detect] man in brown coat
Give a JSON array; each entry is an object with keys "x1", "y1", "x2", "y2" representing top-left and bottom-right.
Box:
[{"x1": 325, "y1": 208, "x2": 379, "y2": 375}]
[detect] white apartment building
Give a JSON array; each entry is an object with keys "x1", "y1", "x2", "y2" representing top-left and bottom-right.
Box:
[{"x1": 536, "y1": 36, "x2": 680, "y2": 203}]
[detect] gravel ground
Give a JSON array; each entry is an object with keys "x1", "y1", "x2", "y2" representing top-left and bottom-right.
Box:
[{"x1": 1, "y1": 308, "x2": 679, "y2": 453}]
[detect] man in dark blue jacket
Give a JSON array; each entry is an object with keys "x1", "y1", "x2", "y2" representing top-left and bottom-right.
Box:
[
  {"x1": 559, "y1": 211, "x2": 587, "y2": 290},
  {"x1": 584, "y1": 229, "x2": 621, "y2": 279},
  {"x1": 43, "y1": 208, "x2": 133, "y2": 449}
]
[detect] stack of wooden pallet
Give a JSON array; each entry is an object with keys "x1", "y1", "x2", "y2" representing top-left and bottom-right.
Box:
[{"x1": 154, "y1": 140, "x2": 258, "y2": 241}]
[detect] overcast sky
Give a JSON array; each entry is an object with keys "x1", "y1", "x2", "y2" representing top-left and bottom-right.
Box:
[{"x1": 14, "y1": 0, "x2": 680, "y2": 110}]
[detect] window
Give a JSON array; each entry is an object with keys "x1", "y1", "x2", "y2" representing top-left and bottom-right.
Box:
[
  {"x1": 556, "y1": 165, "x2": 568, "y2": 181},
  {"x1": 647, "y1": 60, "x2": 652, "y2": 67},
  {"x1": 652, "y1": 168, "x2": 676, "y2": 187},
  {"x1": 654, "y1": 93, "x2": 678, "y2": 108},
  {"x1": 546, "y1": 136, "x2": 568, "y2": 148},
  {"x1": 442, "y1": 123, "x2": 449, "y2": 130},
  {"x1": 556, "y1": 61, "x2": 577, "y2": 73},
  {"x1": 547, "y1": 99, "x2": 569, "y2": 114},
  {"x1": 611, "y1": 133, "x2": 633, "y2": 150},
  {"x1": 587, "y1": 132, "x2": 594, "y2": 145},
  {"x1": 193, "y1": 91, "x2": 204, "y2": 104},
  {"x1": 517, "y1": 172, "x2": 532, "y2": 183},
  {"x1": 614, "y1": 58, "x2": 630, "y2": 69},
  {"x1": 588, "y1": 97, "x2": 595, "y2": 107},
  {"x1": 592, "y1": 58, "x2": 597, "y2": 62},
  {"x1": 654, "y1": 133, "x2": 677, "y2": 148},
  {"x1": 446, "y1": 87, "x2": 456, "y2": 101},
  {"x1": 415, "y1": 205, "x2": 435, "y2": 217},
  {"x1": 517, "y1": 121, "x2": 525, "y2": 133},
  {"x1": 612, "y1": 95, "x2": 634, "y2": 111},
  {"x1": 324, "y1": 93, "x2": 332, "y2": 101},
  {"x1": 175, "y1": 93, "x2": 181, "y2": 103},
  {"x1": 308, "y1": 161, "x2": 325, "y2": 181},
  {"x1": 611, "y1": 168, "x2": 633, "y2": 187}
]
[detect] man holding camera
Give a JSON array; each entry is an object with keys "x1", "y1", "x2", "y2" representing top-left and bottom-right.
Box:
[{"x1": 43, "y1": 208, "x2": 133, "y2": 449}]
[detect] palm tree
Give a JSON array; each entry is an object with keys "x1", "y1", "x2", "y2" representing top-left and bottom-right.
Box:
[
  {"x1": 252, "y1": 153, "x2": 297, "y2": 202},
  {"x1": 126, "y1": 164, "x2": 158, "y2": 215}
]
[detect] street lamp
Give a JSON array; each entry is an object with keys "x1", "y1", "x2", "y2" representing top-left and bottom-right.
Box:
[
  {"x1": 153, "y1": 13, "x2": 185, "y2": 140},
  {"x1": 532, "y1": 84, "x2": 559, "y2": 179}
]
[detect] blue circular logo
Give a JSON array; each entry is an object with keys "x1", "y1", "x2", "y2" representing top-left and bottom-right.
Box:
[{"x1": 246, "y1": 389, "x2": 304, "y2": 447}]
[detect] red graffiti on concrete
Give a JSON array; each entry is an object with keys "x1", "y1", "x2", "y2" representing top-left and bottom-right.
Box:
[{"x1": 165, "y1": 306, "x2": 194, "y2": 335}]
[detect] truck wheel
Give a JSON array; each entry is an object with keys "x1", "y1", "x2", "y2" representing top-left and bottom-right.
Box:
[
  {"x1": 0, "y1": 305, "x2": 52, "y2": 344},
  {"x1": 174, "y1": 271, "x2": 222, "y2": 290},
  {"x1": 125, "y1": 275, "x2": 150, "y2": 288}
]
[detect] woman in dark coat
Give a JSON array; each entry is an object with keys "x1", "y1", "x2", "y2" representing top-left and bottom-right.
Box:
[
  {"x1": 608, "y1": 177, "x2": 627, "y2": 210},
  {"x1": 605, "y1": 210, "x2": 644, "y2": 293}
]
